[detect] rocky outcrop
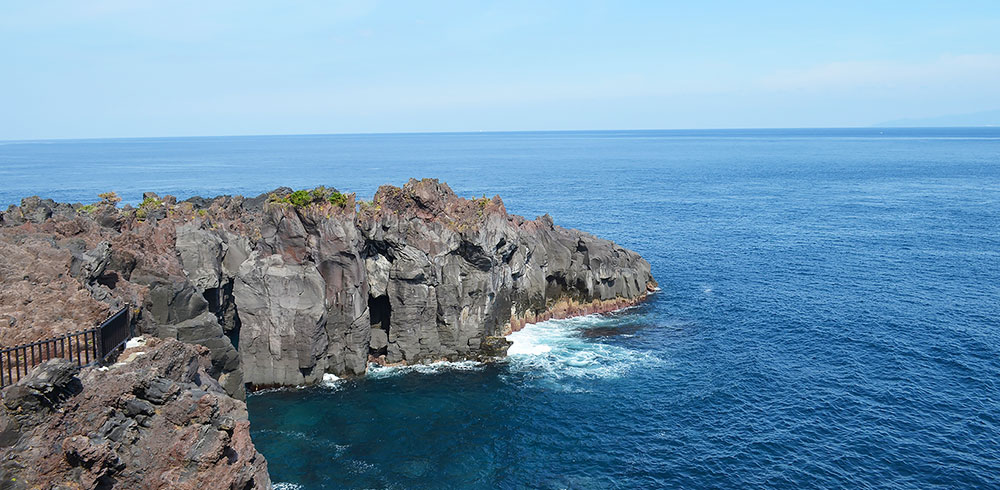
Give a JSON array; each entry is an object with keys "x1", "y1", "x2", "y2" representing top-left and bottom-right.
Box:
[
  {"x1": 1, "y1": 179, "x2": 655, "y2": 390},
  {"x1": 354, "y1": 180, "x2": 656, "y2": 368},
  {"x1": 0, "y1": 337, "x2": 270, "y2": 489}
]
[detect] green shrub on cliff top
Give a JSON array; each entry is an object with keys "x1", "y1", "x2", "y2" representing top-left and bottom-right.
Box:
[
  {"x1": 270, "y1": 187, "x2": 350, "y2": 208},
  {"x1": 310, "y1": 187, "x2": 330, "y2": 201},
  {"x1": 140, "y1": 196, "x2": 162, "y2": 208},
  {"x1": 286, "y1": 190, "x2": 313, "y2": 207},
  {"x1": 135, "y1": 196, "x2": 164, "y2": 221},
  {"x1": 328, "y1": 191, "x2": 348, "y2": 207}
]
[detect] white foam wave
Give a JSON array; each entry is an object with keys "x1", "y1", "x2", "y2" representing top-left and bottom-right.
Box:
[
  {"x1": 273, "y1": 483, "x2": 304, "y2": 490},
  {"x1": 320, "y1": 372, "x2": 343, "y2": 389},
  {"x1": 505, "y1": 314, "x2": 660, "y2": 383},
  {"x1": 506, "y1": 339, "x2": 552, "y2": 356},
  {"x1": 366, "y1": 360, "x2": 484, "y2": 378},
  {"x1": 248, "y1": 386, "x2": 298, "y2": 395}
]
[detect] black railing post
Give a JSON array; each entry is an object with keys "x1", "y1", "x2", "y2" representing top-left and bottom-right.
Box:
[{"x1": 96, "y1": 327, "x2": 105, "y2": 363}]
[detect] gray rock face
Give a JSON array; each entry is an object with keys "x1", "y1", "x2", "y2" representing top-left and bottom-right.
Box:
[
  {"x1": 176, "y1": 222, "x2": 226, "y2": 291},
  {"x1": 207, "y1": 180, "x2": 653, "y2": 387},
  {"x1": 234, "y1": 252, "x2": 329, "y2": 386},
  {"x1": 2, "y1": 359, "x2": 82, "y2": 423}
]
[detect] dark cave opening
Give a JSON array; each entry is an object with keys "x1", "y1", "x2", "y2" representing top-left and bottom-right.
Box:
[
  {"x1": 369, "y1": 294, "x2": 391, "y2": 331},
  {"x1": 368, "y1": 294, "x2": 391, "y2": 357},
  {"x1": 204, "y1": 286, "x2": 222, "y2": 313},
  {"x1": 204, "y1": 279, "x2": 241, "y2": 350}
]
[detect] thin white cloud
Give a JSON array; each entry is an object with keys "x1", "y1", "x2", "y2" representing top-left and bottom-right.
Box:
[{"x1": 758, "y1": 54, "x2": 1000, "y2": 92}]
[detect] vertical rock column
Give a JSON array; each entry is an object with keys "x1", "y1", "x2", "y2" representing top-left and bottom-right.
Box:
[{"x1": 234, "y1": 253, "x2": 329, "y2": 386}]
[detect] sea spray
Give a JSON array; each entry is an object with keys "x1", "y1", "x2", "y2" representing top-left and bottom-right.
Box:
[{"x1": 504, "y1": 314, "x2": 663, "y2": 383}]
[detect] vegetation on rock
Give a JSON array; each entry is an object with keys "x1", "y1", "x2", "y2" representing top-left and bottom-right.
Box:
[
  {"x1": 98, "y1": 191, "x2": 121, "y2": 206},
  {"x1": 268, "y1": 186, "x2": 352, "y2": 208},
  {"x1": 135, "y1": 195, "x2": 164, "y2": 221}
]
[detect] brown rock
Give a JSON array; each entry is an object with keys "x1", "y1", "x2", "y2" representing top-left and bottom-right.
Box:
[{"x1": 0, "y1": 337, "x2": 270, "y2": 489}]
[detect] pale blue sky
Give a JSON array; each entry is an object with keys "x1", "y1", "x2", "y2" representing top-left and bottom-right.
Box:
[{"x1": 2, "y1": 1, "x2": 999, "y2": 139}]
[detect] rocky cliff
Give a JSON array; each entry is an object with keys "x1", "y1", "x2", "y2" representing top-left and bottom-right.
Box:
[
  {"x1": 0, "y1": 337, "x2": 270, "y2": 489},
  {"x1": 1, "y1": 179, "x2": 656, "y2": 392}
]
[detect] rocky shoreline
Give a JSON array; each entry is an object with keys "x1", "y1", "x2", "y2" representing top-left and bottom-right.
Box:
[{"x1": 0, "y1": 178, "x2": 655, "y2": 488}]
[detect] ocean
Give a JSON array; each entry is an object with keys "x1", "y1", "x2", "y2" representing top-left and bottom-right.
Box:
[{"x1": 2, "y1": 129, "x2": 999, "y2": 488}]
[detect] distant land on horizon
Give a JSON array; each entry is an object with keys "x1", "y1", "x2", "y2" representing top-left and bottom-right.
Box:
[{"x1": 876, "y1": 109, "x2": 1000, "y2": 127}]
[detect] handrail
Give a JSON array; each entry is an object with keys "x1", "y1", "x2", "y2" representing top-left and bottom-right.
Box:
[{"x1": 0, "y1": 304, "x2": 131, "y2": 388}]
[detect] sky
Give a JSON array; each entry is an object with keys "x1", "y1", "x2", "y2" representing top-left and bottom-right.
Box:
[{"x1": 2, "y1": 0, "x2": 1000, "y2": 139}]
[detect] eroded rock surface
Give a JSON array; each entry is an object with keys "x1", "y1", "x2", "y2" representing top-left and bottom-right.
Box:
[
  {"x1": 1, "y1": 179, "x2": 656, "y2": 390},
  {"x1": 0, "y1": 337, "x2": 270, "y2": 489}
]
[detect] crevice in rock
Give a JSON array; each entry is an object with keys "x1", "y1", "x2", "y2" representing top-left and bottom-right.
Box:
[
  {"x1": 204, "y1": 286, "x2": 221, "y2": 313},
  {"x1": 545, "y1": 274, "x2": 567, "y2": 298},
  {"x1": 203, "y1": 278, "x2": 241, "y2": 350},
  {"x1": 96, "y1": 271, "x2": 119, "y2": 290},
  {"x1": 95, "y1": 474, "x2": 117, "y2": 490},
  {"x1": 225, "y1": 319, "x2": 241, "y2": 351},
  {"x1": 368, "y1": 294, "x2": 391, "y2": 357},
  {"x1": 456, "y1": 240, "x2": 493, "y2": 271},
  {"x1": 363, "y1": 240, "x2": 395, "y2": 262}
]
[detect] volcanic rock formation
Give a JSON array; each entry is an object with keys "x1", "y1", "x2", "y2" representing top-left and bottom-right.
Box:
[{"x1": 0, "y1": 179, "x2": 656, "y2": 392}]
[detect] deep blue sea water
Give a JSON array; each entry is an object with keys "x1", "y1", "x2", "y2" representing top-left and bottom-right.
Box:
[{"x1": 3, "y1": 129, "x2": 999, "y2": 488}]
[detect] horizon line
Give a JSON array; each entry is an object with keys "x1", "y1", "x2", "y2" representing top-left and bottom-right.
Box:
[{"x1": 3, "y1": 125, "x2": 998, "y2": 144}]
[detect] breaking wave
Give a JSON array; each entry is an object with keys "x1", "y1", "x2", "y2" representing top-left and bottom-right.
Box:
[
  {"x1": 366, "y1": 360, "x2": 485, "y2": 379},
  {"x1": 504, "y1": 314, "x2": 662, "y2": 383}
]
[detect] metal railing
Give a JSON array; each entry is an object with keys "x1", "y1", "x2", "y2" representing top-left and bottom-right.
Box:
[
  {"x1": 97, "y1": 305, "x2": 132, "y2": 360},
  {"x1": 0, "y1": 305, "x2": 131, "y2": 388}
]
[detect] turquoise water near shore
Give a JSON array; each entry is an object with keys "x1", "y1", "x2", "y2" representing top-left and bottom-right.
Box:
[{"x1": 3, "y1": 129, "x2": 1000, "y2": 488}]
